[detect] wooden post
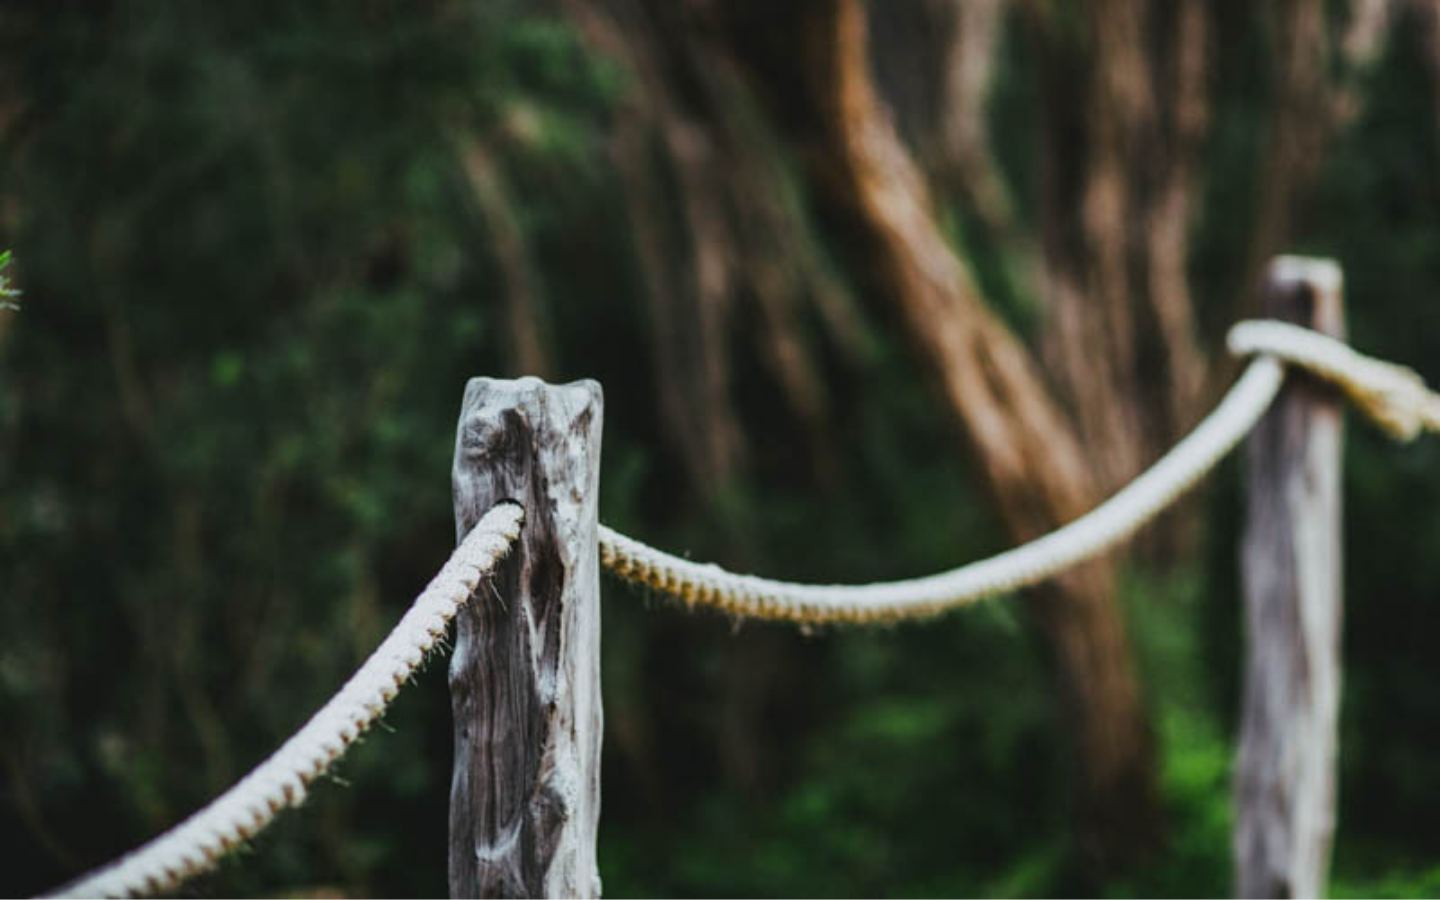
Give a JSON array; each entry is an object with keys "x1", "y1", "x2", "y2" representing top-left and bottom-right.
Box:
[
  {"x1": 1235, "y1": 256, "x2": 1345, "y2": 899},
  {"x1": 449, "y1": 377, "x2": 604, "y2": 899}
]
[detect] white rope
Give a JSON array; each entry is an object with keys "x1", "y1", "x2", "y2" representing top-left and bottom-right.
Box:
[
  {"x1": 47, "y1": 504, "x2": 525, "y2": 899},
  {"x1": 599, "y1": 358, "x2": 1286, "y2": 623},
  {"x1": 1228, "y1": 319, "x2": 1440, "y2": 441},
  {"x1": 600, "y1": 320, "x2": 1440, "y2": 623}
]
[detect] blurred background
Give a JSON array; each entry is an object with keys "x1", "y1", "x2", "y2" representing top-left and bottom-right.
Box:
[{"x1": 3, "y1": 0, "x2": 1440, "y2": 895}]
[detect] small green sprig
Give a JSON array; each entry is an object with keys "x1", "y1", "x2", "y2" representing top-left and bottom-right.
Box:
[{"x1": 0, "y1": 250, "x2": 19, "y2": 311}]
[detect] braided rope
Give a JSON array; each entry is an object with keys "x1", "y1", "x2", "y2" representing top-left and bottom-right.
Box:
[
  {"x1": 599, "y1": 321, "x2": 1440, "y2": 623},
  {"x1": 48, "y1": 504, "x2": 525, "y2": 899},
  {"x1": 599, "y1": 358, "x2": 1286, "y2": 623},
  {"x1": 1228, "y1": 319, "x2": 1440, "y2": 441}
]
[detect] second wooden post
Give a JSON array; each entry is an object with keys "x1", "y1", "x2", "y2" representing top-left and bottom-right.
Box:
[
  {"x1": 1235, "y1": 256, "x2": 1345, "y2": 899},
  {"x1": 450, "y1": 377, "x2": 604, "y2": 899}
]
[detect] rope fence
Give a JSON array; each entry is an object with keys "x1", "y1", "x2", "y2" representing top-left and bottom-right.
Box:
[{"x1": 42, "y1": 310, "x2": 1440, "y2": 898}]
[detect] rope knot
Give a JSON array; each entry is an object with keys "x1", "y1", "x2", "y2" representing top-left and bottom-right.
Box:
[{"x1": 1227, "y1": 319, "x2": 1440, "y2": 442}]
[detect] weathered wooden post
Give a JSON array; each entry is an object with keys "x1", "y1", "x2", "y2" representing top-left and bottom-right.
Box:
[
  {"x1": 449, "y1": 377, "x2": 604, "y2": 899},
  {"x1": 1235, "y1": 256, "x2": 1345, "y2": 899}
]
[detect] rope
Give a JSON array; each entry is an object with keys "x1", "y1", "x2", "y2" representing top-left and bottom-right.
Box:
[
  {"x1": 1228, "y1": 319, "x2": 1440, "y2": 441},
  {"x1": 47, "y1": 504, "x2": 525, "y2": 899},
  {"x1": 600, "y1": 358, "x2": 1285, "y2": 623},
  {"x1": 599, "y1": 320, "x2": 1440, "y2": 623}
]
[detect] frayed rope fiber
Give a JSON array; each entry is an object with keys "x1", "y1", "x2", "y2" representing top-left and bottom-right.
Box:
[{"x1": 1228, "y1": 319, "x2": 1440, "y2": 441}]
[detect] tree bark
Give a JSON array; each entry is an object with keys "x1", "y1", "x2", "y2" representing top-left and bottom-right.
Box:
[
  {"x1": 929, "y1": 0, "x2": 1028, "y2": 256},
  {"x1": 789, "y1": 0, "x2": 1158, "y2": 871},
  {"x1": 1239, "y1": 0, "x2": 1395, "y2": 327},
  {"x1": 555, "y1": 0, "x2": 1399, "y2": 877},
  {"x1": 1023, "y1": 0, "x2": 1212, "y2": 497},
  {"x1": 458, "y1": 139, "x2": 555, "y2": 380},
  {"x1": 559, "y1": 0, "x2": 745, "y2": 493}
]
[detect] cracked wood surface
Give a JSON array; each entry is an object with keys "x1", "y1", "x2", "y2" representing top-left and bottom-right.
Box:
[{"x1": 450, "y1": 377, "x2": 604, "y2": 899}]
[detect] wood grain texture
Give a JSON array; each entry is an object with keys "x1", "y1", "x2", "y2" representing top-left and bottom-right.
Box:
[
  {"x1": 449, "y1": 377, "x2": 603, "y2": 899},
  {"x1": 1235, "y1": 257, "x2": 1345, "y2": 899}
]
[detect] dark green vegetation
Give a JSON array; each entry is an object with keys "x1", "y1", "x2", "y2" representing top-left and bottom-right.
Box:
[
  {"x1": 0, "y1": 250, "x2": 18, "y2": 309},
  {"x1": 3, "y1": 2, "x2": 1440, "y2": 896}
]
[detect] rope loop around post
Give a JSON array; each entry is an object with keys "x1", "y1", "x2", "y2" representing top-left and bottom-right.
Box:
[
  {"x1": 1228, "y1": 319, "x2": 1440, "y2": 441},
  {"x1": 599, "y1": 318, "x2": 1440, "y2": 624}
]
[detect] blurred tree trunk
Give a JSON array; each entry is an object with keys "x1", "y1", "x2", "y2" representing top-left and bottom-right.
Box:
[
  {"x1": 559, "y1": 0, "x2": 859, "y2": 499},
  {"x1": 458, "y1": 137, "x2": 556, "y2": 379},
  {"x1": 924, "y1": 0, "x2": 1043, "y2": 294},
  {"x1": 1241, "y1": 0, "x2": 1394, "y2": 323},
  {"x1": 1023, "y1": 0, "x2": 1210, "y2": 495},
  {"x1": 924, "y1": 0, "x2": 1389, "y2": 511},
  {"x1": 558, "y1": 0, "x2": 864, "y2": 813},
  {"x1": 558, "y1": 0, "x2": 1398, "y2": 877},
  {"x1": 779, "y1": 0, "x2": 1157, "y2": 871},
  {"x1": 1415, "y1": 0, "x2": 1440, "y2": 146}
]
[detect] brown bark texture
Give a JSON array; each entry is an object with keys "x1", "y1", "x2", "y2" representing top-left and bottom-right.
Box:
[
  {"x1": 459, "y1": 138, "x2": 556, "y2": 380},
  {"x1": 789, "y1": 0, "x2": 1158, "y2": 870},
  {"x1": 1240, "y1": 0, "x2": 1394, "y2": 326},
  {"x1": 1019, "y1": 0, "x2": 1211, "y2": 493},
  {"x1": 560, "y1": 0, "x2": 860, "y2": 495}
]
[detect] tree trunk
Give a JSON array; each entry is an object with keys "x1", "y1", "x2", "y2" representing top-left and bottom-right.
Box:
[
  {"x1": 788, "y1": 0, "x2": 1158, "y2": 871},
  {"x1": 1022, "y1": 0, "x2": 1212, "y2": 496},
  {"x1": 561, "y1": 0, "x2": 855, "y2": 496},
  {"x1": 1239, "y1": 0, "x2": 1395, "y2": 326},
  {"x1": 458, "y1": 139, "x2": 555, "y2": 380},
  {"x1": 556, "y1": 0, "x2": 1400, "y2": 876}
]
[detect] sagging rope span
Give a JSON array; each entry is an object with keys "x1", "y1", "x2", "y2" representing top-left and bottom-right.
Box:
[
  {"x1": 598, "y1": 320, "x2": 1440, "y2": 624},
  {"x1": 599, "y1": 358, "x2": 1284, "y2": 623},
  {"x1": 50, "y1": 504, "x2": 524, "y2": 899}
]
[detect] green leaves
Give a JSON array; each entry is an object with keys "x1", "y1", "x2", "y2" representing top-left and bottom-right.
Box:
[{"x1": 0, "y1": 251, "x2": 18, "y2": 311}]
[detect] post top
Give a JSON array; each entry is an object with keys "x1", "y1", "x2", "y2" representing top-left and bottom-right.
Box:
[
  {"x1": 1268, "y1": 255, "x2": 1343, "y2": 295},
  {"x1": 459, "y1": 376, "x2": 602, "y2": 419}
]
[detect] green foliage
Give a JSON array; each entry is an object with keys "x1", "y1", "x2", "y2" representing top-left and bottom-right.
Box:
[
  {"x1": 1332, "y1": 860, "x2": 1440, "y2": 899},
  {"x1": 0, "y1": 250, "x2": 17, "y2": 310},
  {"x1": 0, "y1": 2, "x2": 618, "y2": 895}
]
